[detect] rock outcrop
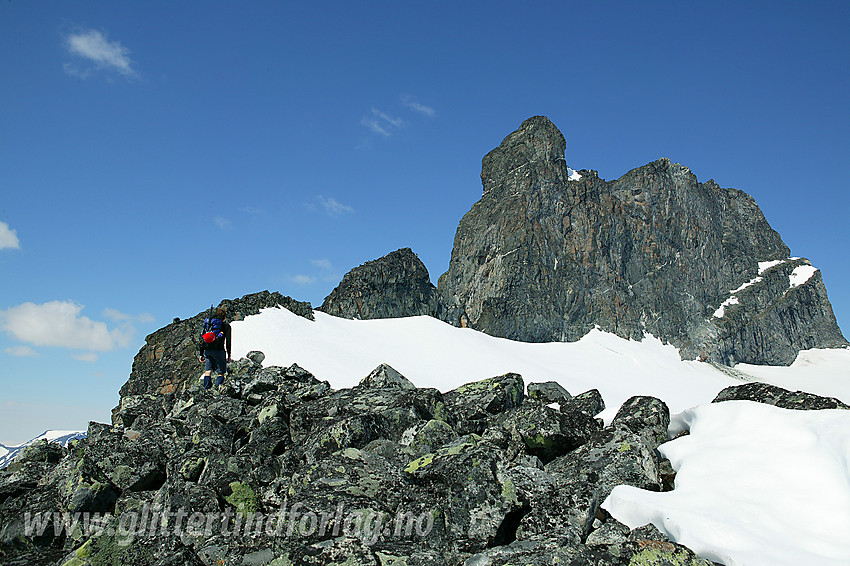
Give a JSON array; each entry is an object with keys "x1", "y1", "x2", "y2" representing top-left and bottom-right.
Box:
[
  {"x1": 118, "y1": 291, "x2": 313, "y2": 400},
  {"x1": 319, "y1": 248, "x2": 440, "y2": 320},
  {"x1": 2, "y1": 358, "x2": 734, "y2": 566},
  {"x1": 437, "y1": 116, "x2": 847, "y2": 364}
]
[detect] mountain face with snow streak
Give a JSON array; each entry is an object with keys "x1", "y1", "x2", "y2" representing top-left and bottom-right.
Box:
[
  {"x1": 0, "y1": 430, "x2": 86, "y2": 469},
  {"x1": 435, "y1": 116, "x2": 846, "y2": 365}
]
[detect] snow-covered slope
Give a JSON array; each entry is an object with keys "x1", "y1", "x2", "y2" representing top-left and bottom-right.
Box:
[
  {"x1": 0, "y1": 430, "x2": 86, "y2": 469},
  {"x1": 230, "y1": 307, "x2": 850, "y2": 566},
  {"x1": 231, "y1": 307, "x2": 850, "y2": 421}
]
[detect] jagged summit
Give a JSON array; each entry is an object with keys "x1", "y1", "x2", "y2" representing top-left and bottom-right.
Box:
[
  {"x1": 436, "y1": 116, "x2": 846, "y2": 365},
  {"x1": 480, "y1": 116, "x2": 572, "y2": 197}
]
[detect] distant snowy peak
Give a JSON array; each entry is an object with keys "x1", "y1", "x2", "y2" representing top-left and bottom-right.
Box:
[
  {"x1": 567, "y1": 167, "x2": 582, "y2": 181},
  {"x1": 0, "y1": 430, "x2": 86, "y2": 469}
]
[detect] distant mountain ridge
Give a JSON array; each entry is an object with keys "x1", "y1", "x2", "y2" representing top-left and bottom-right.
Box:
[{"x1": 0, "y1": 430, "x2": 86, "y2": 469}]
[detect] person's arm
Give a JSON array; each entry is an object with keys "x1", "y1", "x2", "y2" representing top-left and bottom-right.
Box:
[{"x1": 225, "y1": 322, "x2": 232, "y2": 361}]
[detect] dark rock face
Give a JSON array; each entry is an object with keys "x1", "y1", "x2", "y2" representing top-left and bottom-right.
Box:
[
  {"x1": 713, "y1": 382, "x2": 850, "y2": 410},
  {"x1": 319, "y1": 247, "x2": 440, "y2": 320},
  {"x1": 118, "y1": 291, "x2": 313, "y2": 401},
  {"x1": 1, "y1": 361, "x2": 709, "y2": 565},
  {"x1": 437, "y1": 116, "x2": 847, "y2": 365}
]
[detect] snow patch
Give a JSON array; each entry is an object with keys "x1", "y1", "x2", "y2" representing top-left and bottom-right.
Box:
[
  {"x1": 730, "y1": 276, "x2": 762, "y2": 294},
  {"x1": 603, "y1": 401, "x2": 850, "y2": 566},
  {"x1": 789, "y1": 264, "x2": 818, "y2": 289},
  {"x1": 758, "y1": 259, "x2": 786, "y2": 274},
  {"x1": 713, "y1": 296, "x2": 739, "y2": 318}
]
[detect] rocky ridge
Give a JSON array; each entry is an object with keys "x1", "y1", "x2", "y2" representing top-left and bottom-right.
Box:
[
  {"x1": 1, "y1": 351, "x2": 766, "y2": 566},
  {"x1": 4, "y1": 354, "x2": 845, "y2": 565}
]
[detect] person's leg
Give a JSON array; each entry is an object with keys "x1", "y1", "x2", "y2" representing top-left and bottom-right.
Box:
[
  {"x1": 203, "y1": 354, "x2": 215, "y2": 389},
  {"x1": 209, "y1": 350, "x2": 227, "y2": 388}
]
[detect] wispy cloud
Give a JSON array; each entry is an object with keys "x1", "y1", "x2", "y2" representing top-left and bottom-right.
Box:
[
  {"x1": 317, "y1": 195, "x2": 354, "y2": 217},
  {"x1": 64, "y1": 29, "x2": 137, "y2": 79},
  {"x1": 73, "y1": 352, "x2": 99, "y2": 363},
  {"x1": 0, "y1": 221, "x2": 20, "y2": 250},
  {"x1": 360, "y1": 99, "x2": 435, "y2": 141},
  {"x1": 0, "y1": 301, "x2": 134, "y2": 352},
  {"x1": 372, "y1": 108, "x2": 404, "y2": 128},
  {"x1": 214, "y1": 216, "x2": 232, "y2": 229},
  {"x1": 310, "y1": 258, "x2": 341, "y2": 282},
  {"x1": 311, "y1": 259, "x2": 333, "y2": 271},
  {"x1": 242, "y1": 206, "x2": 265, "y2": 216},
  {"x1": 290, "y1": 274, "x2": 317, "y2": 285},
  {"x1": 360, "y1": 108, "x2": 405, "y2": 137},
  {"x1": 405, "y1": 100, "x2": 436, "y2": 117},
  {"x1": 4, "y1": 345, "x2": 38, "y2": 358}
]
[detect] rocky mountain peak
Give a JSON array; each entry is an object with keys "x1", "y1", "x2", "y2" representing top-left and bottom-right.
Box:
[
  {"x1": 438, "y1": 116, "x2": 846, "y2": 364},
  {"x1": 319, "y1": 247, "x2": 440, "y2": 320},
  {"x1": 481, "y1": 115, "x2": 570, "y2": 197}
]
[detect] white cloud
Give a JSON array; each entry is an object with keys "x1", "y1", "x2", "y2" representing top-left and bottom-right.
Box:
[
  {"x1": 317, "y1": 195, "x2": 354, "y2": 216},
  {"x1": 291, "y1": 274, "x2": 317, "y2": 285},
  {"x1": 214, "y1": 216, "x2": 232, "y2": 229},
  {"x1": 73, "y1": 352, "x2": 99, "y2": 362},
  {"x1": 406, "y1": 101, "x2": 436, "y2": 117},
  {"x1": 64, "y1": 29, "x2": 137, "y2": 79},
  {"x1": 4, "y1": 345, "x2": 38, "y2": 357},
  {"x1": 0, "y1": 222, "x2": 20, "y2": 250},
  {"x1": 0, "y1": 301, "x2": 133, "y2": 352}
]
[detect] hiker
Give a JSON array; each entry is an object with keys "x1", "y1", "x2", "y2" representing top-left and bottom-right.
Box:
[{"x1": 198, "y1": 306, "x2": 232, "y2": 390}]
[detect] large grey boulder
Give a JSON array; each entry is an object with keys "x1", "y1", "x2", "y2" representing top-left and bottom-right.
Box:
[
  {"x1": 437, "y1": 116, "x2": 847, "y2": 365},
  {"x1": 713, "y1": 382, "x2": 849, "y2": 410}
]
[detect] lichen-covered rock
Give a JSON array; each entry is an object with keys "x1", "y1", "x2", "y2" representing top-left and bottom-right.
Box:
[
  {"x1": 545, "y1": 425, "x2": 662, "y2": 501},
  {"x1": 437, "y1": 116, "x2": 847, "y2": 365},
  {"x1": 403, "y1": 434, "x2": 520, "y2": 553},
  {"x1": 611, "y1": 396, "x2": 671, "y2": 449},
  {"x1": 289, "y1": 385, "x2": 447, "y2": 461},
  {"x1": 562, "y1": 389, "x2": 606, "y2": 418},
  {"x1": 526, "y1": 381, "x2": 572, "y2": 404},
  {"x1": 358, "y1": 364, "x2": 417, "y2": 390},
  {"x1": 442, "y1": 374, "x2": 524, "y2": 435},
  {"x1": 320, "y1": 247, "x2": 441, "y2": 320},
  {"x1": 712, "y1": 382, "x2": 850, "y2": 410},
  {"x1": 3, "y1": 366, "x2": 720, "y2": 565},
  {"x1": 494, "y1": 400, "x2": 601, "y2": 463}
]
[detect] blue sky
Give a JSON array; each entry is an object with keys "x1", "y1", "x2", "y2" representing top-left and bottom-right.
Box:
[{"x1": 1, "y1": 1, "x2": 848, "y2": 444}]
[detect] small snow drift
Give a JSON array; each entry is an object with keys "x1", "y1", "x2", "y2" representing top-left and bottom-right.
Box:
[{"x1": 603, "y1": 401, "x2": 850, "y2": 566}]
